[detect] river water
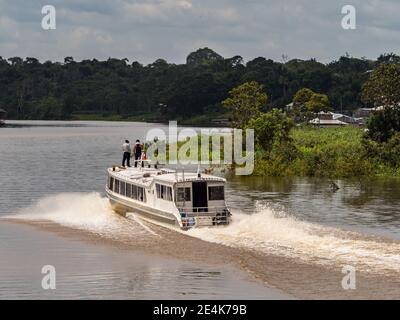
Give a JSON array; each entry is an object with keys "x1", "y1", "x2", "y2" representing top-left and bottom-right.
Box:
[{"x1": 0, "y1": 121, "x2": 399, "y2": 299}]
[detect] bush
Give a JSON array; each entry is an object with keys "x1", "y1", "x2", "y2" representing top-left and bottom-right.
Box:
[
  {"x1": 249, "y1": 125, "x2": 400, "y2": 178},
  {"x1": 247, "y1": 109, "x2": 294, "y2": 152},
  {"x1": 364, "y1": 132, "x2": 400, "y2": 167},
  {"x1": 367, "y1": 108, "x2": 400, "y2": 143}
]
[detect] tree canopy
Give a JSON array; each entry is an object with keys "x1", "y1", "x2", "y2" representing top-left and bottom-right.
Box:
[
  {"x1": 0, "y1": 49, "x2": 394, "y2": 121},
  {"x1": 361, "y1": 63, "x2": 400, "y2": 108},
  {"x1": 293, "y1": 88, "x2": 314, "y2": 109},
  {"x1": 305, "y1": 93, "x2": 331, "y2": 113},
  {"x1": 366, "y1": 108, "x2": 400, "y2": 143},
  {"x1": 247, "y1": 109, "x2": 294, "y2": 152},
  {"x1": 222, "y1": 81, "x2": 267, "y2": 128}
]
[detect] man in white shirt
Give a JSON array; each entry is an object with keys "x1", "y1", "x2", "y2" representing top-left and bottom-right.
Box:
[{"x1": 122, "y1": 140, "x2": 132, "y2": 167}]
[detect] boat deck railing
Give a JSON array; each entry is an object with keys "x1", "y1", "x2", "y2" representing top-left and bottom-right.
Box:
[
  {"x1": 178, "y1": 206, "x2": 228, "y2": 214},
  {"x1": 178, "y1": 206, "x2": 231, "y2": 226}
]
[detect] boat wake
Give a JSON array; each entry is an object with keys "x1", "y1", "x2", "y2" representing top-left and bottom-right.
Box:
[
  {"x1": 4, "y1": 193, "x2": 157, "y2": 242},
  {"x1": 4, "y1": 193, "x2": 400, "y2": 275},
  {"x1": 188, "y1": 202, "x2": 400, "y2": 274}
]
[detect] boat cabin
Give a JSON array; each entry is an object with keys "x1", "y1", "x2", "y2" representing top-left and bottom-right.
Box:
[{"x1": 106, "y1": 167, "x2": 230, "y2": 229}]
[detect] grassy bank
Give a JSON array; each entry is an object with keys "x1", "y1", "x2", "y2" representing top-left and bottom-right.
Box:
[{"x1": 253, "y1": 127, "x2": 400, "y2": 178}]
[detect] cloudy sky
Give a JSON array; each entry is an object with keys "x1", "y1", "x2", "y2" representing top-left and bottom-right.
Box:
[{"x1": 0, "y1": 0, "x2": 399, "y2": 64}]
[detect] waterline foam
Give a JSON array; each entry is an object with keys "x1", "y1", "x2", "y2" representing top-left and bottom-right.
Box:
[
  {"x1": 6, "y1": 193, "x2": 153, "y2": 239},
  {"x1": 187, "y1": 202, "x2": 400, "y2": 274}
]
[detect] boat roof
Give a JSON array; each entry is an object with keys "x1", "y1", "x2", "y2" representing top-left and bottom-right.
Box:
[
  {"x1": 108, "y1": 167, "x2": 226, "y2": 186},
  {"x1": 156, "y1": 172, "x2": 226, "y2": 184}
]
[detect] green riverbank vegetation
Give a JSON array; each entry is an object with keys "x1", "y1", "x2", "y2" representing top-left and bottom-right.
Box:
[{"x1": 223, "y1": 63, "x2": 400, "y2": 178}]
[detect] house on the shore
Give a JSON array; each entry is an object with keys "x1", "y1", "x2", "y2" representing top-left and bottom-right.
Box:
[
  {"x1": 354, "y1": 108, "x2": 374, "y2": 118},
  {"x1": 309, "y1": 112, "x2": 347, "y2": 127},
  {"x1": 331, "y1": 112, "x2": 364, "y2": 125},
  {"x1": 285, "y1": 102, "x2": 294, "y2": 112},
  {"x1": 353, "y1": 106, "x2": 388, "y2": 119},
  {"x1": 309, "y1": 112, "x2": 363, "y2": 127},
  {"x1": 0, "y1": 108, "x2": 7, "y2": 126}
]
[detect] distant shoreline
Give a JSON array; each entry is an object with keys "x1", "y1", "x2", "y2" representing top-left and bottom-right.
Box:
[{"x1": 4, "y1": 113, "x2": 231, "y2": 128}]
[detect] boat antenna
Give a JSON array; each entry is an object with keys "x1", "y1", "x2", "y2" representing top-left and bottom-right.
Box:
[
  {"x1": 197, "y1": 164, "x2": 201, "y2": 179},
  {"x1": 182, "y1": 167, "x2": 186, "y2": 207}
]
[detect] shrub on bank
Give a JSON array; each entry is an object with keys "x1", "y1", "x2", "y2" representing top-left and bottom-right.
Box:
[{"x1": 252, "y1": 126, "x2": 397, "y2": 178}]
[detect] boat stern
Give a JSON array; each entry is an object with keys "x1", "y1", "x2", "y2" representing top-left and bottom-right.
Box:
[{"x1": 179, "y1": 207, "x2": 232, "y2": 230}]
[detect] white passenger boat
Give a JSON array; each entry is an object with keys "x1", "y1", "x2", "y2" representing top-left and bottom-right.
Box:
[{"x1": 105, "y1": 165, "x2": 232, "y2": 230}]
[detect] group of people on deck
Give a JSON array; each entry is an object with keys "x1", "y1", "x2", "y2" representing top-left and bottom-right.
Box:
[{"x1": 122, "y1": 140, "x2": 145, "y2": 168}]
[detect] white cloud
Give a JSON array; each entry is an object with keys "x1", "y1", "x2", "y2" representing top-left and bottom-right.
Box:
[
  {"x1": 0, "y1": 0, "x2": 399, "y2": 64},
  {"x1": 122, "y1": 0, "x2": 193, "y2": 22},
  {"x1": 0, "y1": 16, "x2": 20, "y2": 42},
  {"x1": 69, "y1": 27, "x2": 113, "y2": 45}
]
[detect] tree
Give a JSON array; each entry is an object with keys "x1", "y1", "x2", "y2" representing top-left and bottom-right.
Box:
[
  {"x1": 293, "y1": 88, "x2": 314, "y2": 109},
  {"x1": 366, "y1": 107, "x2": 400, "y2": 143},
  {"x1": 222, "y1": 81, "x2": 268, "y2": 128},
  {"x1": 25, "y1": 57, "x2": 39, "y2": 65},
  {"x1": 186, "y1": 48, "x2": 223, "y2": 66},
  {"x1": 377, "y1": 53, "x2": 400, "y2": 64},
  {"x1": 362, "y1": 63, "x2": 400, "y2": 108},
  {"x1": 36, "y1": 96, "x2": 65, "y2": 119},
  {"x1": 8, "y1": 57, "x2": 23, "y2": 66},
  {"x1": 327, "y1": 56, "x2": 373, "y2": 110},
  {"x1": 291, "y1": 88, "x2": 330, "y2": 121},
  {"x1": 284, "y1": 59, "x2": 332, "y2": 95},
  {"x1": 380, "y1": 133, "x2": 400, "y2": 166},
  {"x1": 64, "y1": 56, "x2": 75, "y2": 64},
  {"x1": 305, "y1": 93, "x2": 330, "y2": 113},
  {"x1": 247, "y1": 109, "x2": 294, "y2": 152}
]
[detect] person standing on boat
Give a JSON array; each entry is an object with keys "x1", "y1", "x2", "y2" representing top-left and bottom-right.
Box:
[
  {"x1": 122, "y1": 140, "x2": 132, "y2": 167},
  {"x1": 133, "y1": 140, "x2": 142, "y2": 168}
]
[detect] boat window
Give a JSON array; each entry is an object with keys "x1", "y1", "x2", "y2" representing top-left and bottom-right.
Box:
[
  {"x1": 109, "y1": 176, "x2": 114, "y2": 190},
  {"x1": 120, "y1": 182, "x2": 126, "y2": 196},
  {"x1": 161, "y1": 185, "x2": 166, "y2": 199},
  {"x1": 126, "y1": 184, "x2": 132, "y2": 198},
  {"x1": 158, "y1": 184, "x2": 166, "y2": 199},
  {"x1": 114, "y1": 179, "x2": 120, "y2": 194},
  {"x1": 126, "y1": 183, "x2": 132, "y2": 198},
  {"x1": 166, "y1": 187, "x2": 173, "y2": 201},
  {"x1": 156, "y1": 183, "x2": 173, "y2": 201},
  {"x1": 131, "y1": 185, "x2": 138, "y2": 200},
  {"x1": 156, "y1": 184, "x2": 161, "y2": 198},
  {"x1": 138, "y1": 187, "x2": 146, "y2": 202},
  {"x1": 177, "y1": 188, "x2": 191, "y2": 202},
  {"x1": 208, "y1": 186, "x2": 225, "y2": 201}
]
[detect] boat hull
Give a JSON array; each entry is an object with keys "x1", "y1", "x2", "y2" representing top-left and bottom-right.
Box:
[{"x1": 106, "y1": 188, "x2": 179, "y2": 227}]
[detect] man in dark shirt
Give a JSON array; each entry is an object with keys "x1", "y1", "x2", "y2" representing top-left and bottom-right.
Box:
[{"x1": 133, "y1": 140, "x2": 142, "y2": 168}]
